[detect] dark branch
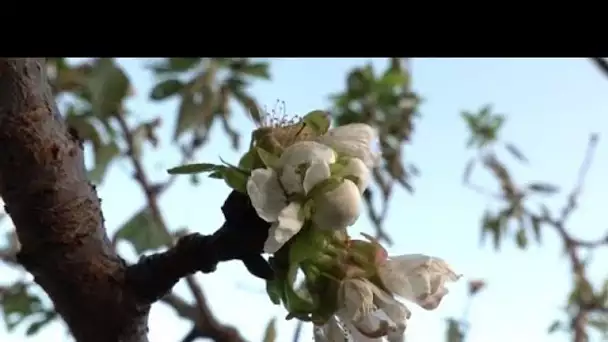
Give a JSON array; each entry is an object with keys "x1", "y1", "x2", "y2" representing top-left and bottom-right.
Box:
[
  {"x1": 590, "y1": 58, "x2": 608, "y2": 79},
  {"x1": 126, "y1": 233, "x2": 218, "y2": 303},
  {"x1": 0, "y1": 58, "x2": 150, "y2": 341}
]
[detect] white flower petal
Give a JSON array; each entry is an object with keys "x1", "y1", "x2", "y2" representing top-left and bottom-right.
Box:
[
  {"x1": 339, "y1": 278, "x2": 375, "y2": 322},
  {"x1": 315, "y1": 317, "x2": 348, "y2": 342},
  {"x1": 369, "y1": 284, "x2": 410, "y2": 335},
  {"x1": 279, "y1": 141, "x2": 337, "y2": 167},
  {"x1": 279, "y1": 164, "x2": 304, "y2": 195},
  {"x1": 318, "y1": 124, "x2": 380, "y2": 168},
  {"x1": 345, "y1": 319, "x2": 383, "y2": 342},
  {"x1": 341, "y1": 158, "x2": 371, "y2": 193},
  {"x1": 313, "y1": 179, "x2": 362, "y2": 230},
  {"x1": 378, "y1": 254, "x2": 460, "y2": 310},
  {"x1": 278, "y1": 141, "x2": 337, "y2": 195},
  {"x1": 303, "y1": 161, "x2": 332, "y2": 194},
  {"x1": 262, "y1": 202, "x2": 304, "y2": 253},
  {"x1": 246, "y1": 168, "x2": 287, "y2": 222}
]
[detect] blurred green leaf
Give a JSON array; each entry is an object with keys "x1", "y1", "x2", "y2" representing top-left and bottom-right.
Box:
[
  {"x1": 174, "y1": 93, "x2": 203, "y2": 141},
  {"x1": 239, "y1": 62, "x2": 270, "y2": 79},
  {"x1": 527, "y1": 183, "x2": 559, "y2": 194},
  {"x1": 547, "y1": 320, "x2": 562, "y2": 334},
  {"x1": 377, "y1": 68, "x2": 407, "y2": 90},
  {"x1": 151, "y1": 58, "x2": 201, "y2": 74},
  {"x1": 231, "y1": 87, "x2": 262, "y2": 123},
  {"x1": 266, "y1": 278, "x2": 283, "y2": 305},
  {"x1": 1, "y1": 284, "x2": 42, "y2": 331},
  {"x1": 26, "y1": 311, "x2": 56, "y2": 336},
  {"x1": 481, "y1": 211, "x2": 502, "y2": 250},
  {"x1": 530, "y1": 215, "x2": 542, "y2": 243},
  {"x1": 65, "y1": 109, "x2": 102, "y2": 148},
  {"x1": 88, "y1": 58, "x2": 130, "y2": 117},
  {"x1": 89, "y1": 142, "x2": 120, "y2": 184},
  {"x1": 262, "y1": 318, "x2": 277, "y2": 342},
  {"x1": 167, "y1": 163, "x2": 222, "y2": 175},
  {"x1": 463, "y1": 159, "x2": 475, "y2": 184},
  {"x1": 150, "y1": 79, "x2": 184, "y2": 101},
  {"x1": 504, "y1": 143, "x2": 528, "y2": 163},
  {"x1": 515, "y1": 228, "x2": 528, "y2": 249},
  {"x1": 114, "y1": 209, "x2": 168, "y2": 254},
  {"x1": 588, "y1": 316, "x2": 608, "y2": 337},
  {"x1": 302, "y1": 110, "x2": 330, "y2": 135},
  {"x1": 446, "y1": 319, "x2": 464, "y2": 342}
]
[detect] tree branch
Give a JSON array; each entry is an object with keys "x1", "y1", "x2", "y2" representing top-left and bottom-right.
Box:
[
  {"x1": 0, "y1": 58, "x2": 151, "y2": 341},
  {"x1": 113, "y1": 113, "x2": 250, "y2": 341},
  {"x1": 0, "y1": 58, "x2": 265, "y2": 342},
  {"x1": 590, "y1": 58, "x2": 608, "y2": 79}
]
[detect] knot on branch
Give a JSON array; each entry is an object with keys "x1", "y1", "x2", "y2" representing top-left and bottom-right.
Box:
[
  {"x1": 126, "y1": 233, "x2": 218, "y2": 304},
  {"x1": 126, "y1": 190, "x2": 274, "y2": 305}
]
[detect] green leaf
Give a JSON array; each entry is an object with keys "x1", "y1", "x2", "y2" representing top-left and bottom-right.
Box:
[
  {"x1": 231, "y1": 88, "x2": 262, "y2": 123},
  {"x1": 88, "y1": 58, "x2": 130, "y2": 117},
  {"x1": 515, "y1": 228, "x2": 528, "y2": 249},
  {"x1": 446, "y1": 319, "x2": 464, "y2": 342},
  {"x1": 238, "y1": 150, "x2": 256, "y2": 170},
  {"x1": 266, "y1": 279, "x2": 283, "y2": 305},
  {"x1": 547, "y1": 320, "x2": 561, "y2": 334},
  {"x1": 262, "y1": 318, "x2": 277, "y2": 342},
  {"x1": 530, "y1": 215, "x2": 542, "y2": 243},
  {"x1": 1, "y1": 284, "x2": 42, "y2": 331},
  {"x1": 289, "y1": 227, "x2": 322, "y2": 266},
  {"x1": 240, "y1": 62, "x2": 270, "y2": 79},
  {"x1": 462, "y1": 159, "x2": 475, "y2": 184},
  {"x1": 114, "y1": 209, "x2": 169, "y2": 254},
  {"x1": 282, "y1": 265, "x2": 315, "y2": 315},
  {"x1": 504, "y1": 143, "x2": 528, "y2": 163},
  {"x1": 223, "y1": 167, "x2": 248, "y2": 193},
  {"x1": 89, "y1": 142, "x2": 120, "y2": 184},
  {"x1": 167, "y1": 163, "x2": 222, "y2": 175},
  {"x1": 377, "y1": 69, "x2": 407, "y2": 89},
  {"x1": 150, "y1": 79, "x2": 184, "y2": 100},
  {"x1": 151, "y1": 58, "x2": 201, "y2": 73},
  {"x1": 208, "y1": 170, "x2": 225, "y2": 179},
  {"x1": 65, "y1": 110, "x2": 102, "y2": 148},
  {"x1": 174, "y1": 93, "x2": 203, "y2": 141},
  {"x1": 256, "y1": 147, "x2": 280, "y2": 169},
  {"x1": 527, "y1": 183, "x2": 559, "y2": 194},
  {"x1": 26, "y1": 311, "x2": 56, "y2": 336},
  {"x1": 302, "y1": 110, "x2": 330, "y2": 135}
]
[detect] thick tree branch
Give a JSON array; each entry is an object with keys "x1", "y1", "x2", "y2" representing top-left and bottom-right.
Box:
[
  {"x1": 0, "y1": 58, "x2": 151, "y2": 341},
  {"x1": 0, "y1": 58, "x2": 266, "y2": 342}
]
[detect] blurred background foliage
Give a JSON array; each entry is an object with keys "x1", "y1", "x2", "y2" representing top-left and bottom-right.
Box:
[{"x1": 0, "y1": 58, "x2": 606, "y2": 342}]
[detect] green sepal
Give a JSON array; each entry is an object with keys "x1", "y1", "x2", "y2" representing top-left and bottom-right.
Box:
[
  {"x1": 167, "y1": 163, "x2": 223, "y2": 175},
  {"x1": 302, "y1": 110, "x2": 330, "y2": 135}
]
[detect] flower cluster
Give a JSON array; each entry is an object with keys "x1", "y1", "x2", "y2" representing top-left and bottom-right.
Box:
[{"x1": 168, "y1": 109, "x2": 460, "y2": 342}]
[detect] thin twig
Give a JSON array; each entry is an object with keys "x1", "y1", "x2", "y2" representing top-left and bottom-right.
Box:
[{"x1": 115, "y1": 114, "x2": 244, "y2": 342}]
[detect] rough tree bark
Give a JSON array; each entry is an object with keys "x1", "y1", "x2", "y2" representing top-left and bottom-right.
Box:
[{"x1": 0, "y1": 58, "x2": 271, "y2": 341}]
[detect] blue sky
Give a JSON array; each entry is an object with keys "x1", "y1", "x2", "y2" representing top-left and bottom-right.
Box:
[{"x1": 1, "y1": 58, "x2": 608, "y2": 342}]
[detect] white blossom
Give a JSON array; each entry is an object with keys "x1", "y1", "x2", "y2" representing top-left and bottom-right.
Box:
[
  {"x1": 317, "y1": 124, "x2": 381, "y2": 168},
  {"x1": 340, "y1": 158, "x2": 370, "y2": 193},
  {"x1": 333, "y1": 278, "x2": 410, "y2": 341},
  {"x1": 377, "y1": 254, "x2": 461, "y2": 310},
  {"x1": 278, "y1": 141, "x2": 336, "y2": 195},
  {"x1": 312, "y1": 179, "x2": 362, "y2": 230},
  {"x1": 246, "y1": 168, "x2": 304, "y2": 253}
]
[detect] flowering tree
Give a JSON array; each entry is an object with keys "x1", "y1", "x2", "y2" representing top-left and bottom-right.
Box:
[{"x1": 0, "y1": 58, "x2": 606, "y2": 342}]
